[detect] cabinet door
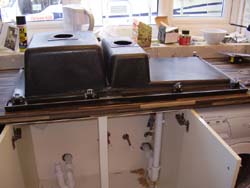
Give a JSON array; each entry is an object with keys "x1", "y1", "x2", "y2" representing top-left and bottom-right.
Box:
[
  {"x1": 159, "y1": 109, "x2": 241, "y2": 188},
  {"x1": 0, "y1": 125, "x2": 25, "y2": 188}
]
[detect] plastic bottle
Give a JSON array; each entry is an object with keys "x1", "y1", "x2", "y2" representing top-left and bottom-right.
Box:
[{"x1": 16, "y1": 16, "x2": 28, "y2": 52}]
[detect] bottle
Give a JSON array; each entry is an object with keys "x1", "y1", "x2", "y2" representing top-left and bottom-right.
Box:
[
  {"x1": 179, "y1": 30, "x2": 191, "y2": 45},
  {"x1": 16, "y1": 16, "x2": 28, "y2": 52}
]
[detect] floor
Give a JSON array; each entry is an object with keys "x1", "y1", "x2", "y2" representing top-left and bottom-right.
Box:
[{"x1": 39, "y1": 169, "x2": 150, "y2": 188}]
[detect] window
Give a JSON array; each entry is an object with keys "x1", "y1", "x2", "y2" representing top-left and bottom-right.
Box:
[
  {"x1": 157, "y1": 0, "x2": 232, "y2": 30},
  {"x1": 100, "y1": 0, "x2": 158, "y2": 25},
  {"x1": 0, "y1": 0, "x2": 232, "y2": 23},
  {"x1": 0, "y1": 0, "x2": 158, "y2": 25},
  {"x1": 173, "y1": 0, "x2": 224, "y2": 17},
  {"x1": 0, "y1": 0, "x2": 62, "y2": 22},
  {"x1": 0, "y1": 0, "x2": 235, "y2": 36}
]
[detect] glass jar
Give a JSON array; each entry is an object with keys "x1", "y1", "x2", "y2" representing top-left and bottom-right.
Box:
[{"x1": 179, "y1": 30, "x2": 191, "y2": 45}]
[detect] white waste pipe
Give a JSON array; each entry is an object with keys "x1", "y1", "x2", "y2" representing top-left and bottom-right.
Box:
[
  {"x1": 146, "y1": 150, "x2": 154, "y2": 180},
  {"x1": 55, "y1": 153, "x2": 75, "y2": 188},
  {"x1": 63, "y1": 153, "x2": 75, "y2": 188},
  {"x1": 141, "y1": 143, "x2": 153, "y2": 176},
  {"x1": 65, "y1": 163, "x2": 75, "y2": 188},
  {"x1": 145, "y1": 148, "x2": 153, "y2": 172},
  {"x1": 55, "y1": 162, "x2": 68, "y2": 188},
  {"x1": 150, "y1": 112, "x2": 163, "y2": 182}
]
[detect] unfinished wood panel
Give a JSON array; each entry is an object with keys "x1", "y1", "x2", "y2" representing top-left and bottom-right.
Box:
[{"x1": 0, "y1": 125, "x2": 25, "y2": 188}]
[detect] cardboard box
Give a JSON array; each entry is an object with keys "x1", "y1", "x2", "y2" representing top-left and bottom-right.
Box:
[
  {"x1": 132, "y1": 20, "x2": 152, "y2": 47},
  {"x1": 158, "y1": 25, "x2": 179, "y2": 44}
]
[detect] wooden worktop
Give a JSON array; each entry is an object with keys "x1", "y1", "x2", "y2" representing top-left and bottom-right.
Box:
[{"x1": 1, "y1": 58, "x2": 250, "y2": 125}]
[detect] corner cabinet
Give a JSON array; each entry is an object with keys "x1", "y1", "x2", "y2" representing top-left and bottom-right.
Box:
[
  {"x1": 158, "y1": 110, "x2": 240, "y2": 188},
  {"x1": 0, "y1": 109, "x2": 241, "y2": 188}
]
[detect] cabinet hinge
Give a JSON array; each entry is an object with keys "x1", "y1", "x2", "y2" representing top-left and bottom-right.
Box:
[
  {"x1": 175, "y1": 113, "x2": 189, "y2": 132},
  {"x1": 12, "y1": 127, "x2": 22, "y2": 149}
]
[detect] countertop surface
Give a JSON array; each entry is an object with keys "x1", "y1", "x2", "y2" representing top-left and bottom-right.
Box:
[{"x1": 1, "y1": 58, "x2": 250, "y2": 125}]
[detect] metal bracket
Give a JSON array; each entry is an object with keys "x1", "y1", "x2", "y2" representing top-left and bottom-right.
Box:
[
  {"x1": 173, "y1": 82, "x2": 183, "y2": 93},
  {"x1": 230, "y1": 80, "x2": 240, "y2": 89},
  {"x1": 8, "y1": 93, "x2": 26, "y2": 106},
  {"x1": 175, "y1": 113, "x2": 189, "y2": 132},
  {"x1": 84, "y1": 89, "x2": 97, "y2": 99},
  {"x1": 12, "y1": 127, "x2": 22, "y2": 149},
  {"x1": 147, "y1": 113, "x2": 156, "y2": 130}
]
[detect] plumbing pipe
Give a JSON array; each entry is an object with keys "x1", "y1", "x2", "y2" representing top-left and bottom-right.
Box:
[
  {"x1": 55, "y1": 162, "x2": 68, "y2": 188},
  {"x1": 63, "y1": 153, "x2": 75, "y2": 188},
  {"x1": 141, "y1": 142, "x2": 153, "y2": 172},
  {"x1": 150, "y1": 112, "x2": 164, "y2": 182},
  {"x1": 147, "y1": 154, "x2": 156, "y2": 179},
  {"x1": 65, "y1": 163, "x2": 75, "y2": 188}
]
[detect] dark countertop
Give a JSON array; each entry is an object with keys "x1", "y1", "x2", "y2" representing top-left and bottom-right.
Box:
[{"x1": 1, "y1": 58, "x2": 250, "y2": 125}]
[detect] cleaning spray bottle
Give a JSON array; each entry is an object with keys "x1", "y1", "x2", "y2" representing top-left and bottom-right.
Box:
[{"x1": 16, "y1": 16, "x2": 28, "y2": 52}]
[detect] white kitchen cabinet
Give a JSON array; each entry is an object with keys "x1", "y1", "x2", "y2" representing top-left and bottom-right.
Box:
[
  {"x1": 0, "y1": 109, "x2": 241, "y2": 188},
  {"x1": 158, "y1": 110, "x2": 241, "y2": 188}
]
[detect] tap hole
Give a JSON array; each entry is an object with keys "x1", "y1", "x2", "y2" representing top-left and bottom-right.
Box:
[
  {"x1": 53, "y1": 34, "x2": 74, "y2": 39},
  {"x1": 113, "y1": 40, "x2": 132, "y2": 45}
]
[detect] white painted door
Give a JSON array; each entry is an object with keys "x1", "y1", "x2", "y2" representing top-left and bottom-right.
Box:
[
  {"x1": 159, "y1": 109, "x2": 241, "y2": 188},
  {"x1": 0, "y1": 125, "x2": 25, "y2": 188}
]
